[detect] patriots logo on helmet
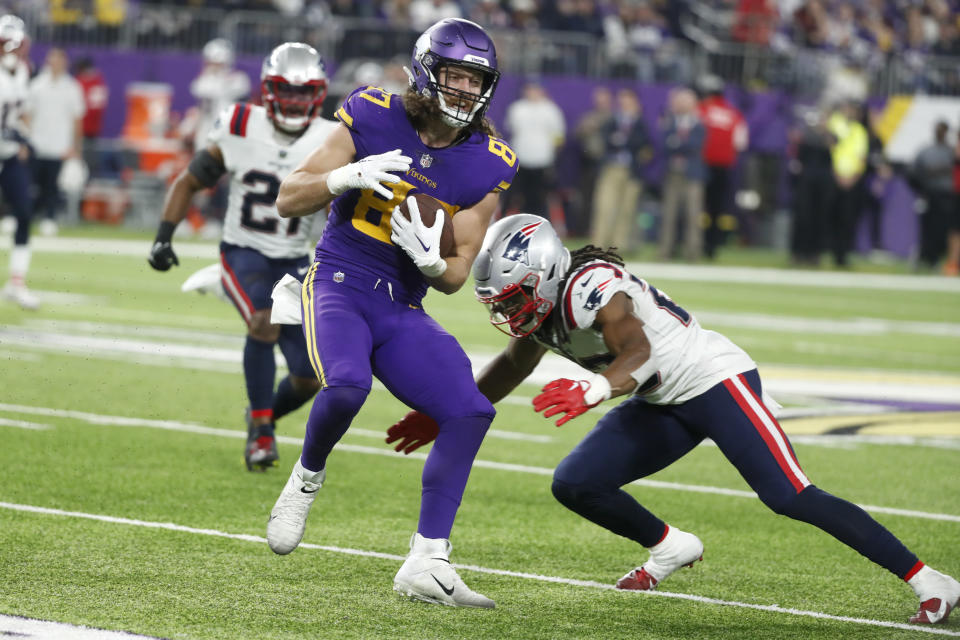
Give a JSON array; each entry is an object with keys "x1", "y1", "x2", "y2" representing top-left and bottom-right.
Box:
[
  {"x1": 584, "y1": 277, "x2": 613, "y2": 311},
  {"x1": 501, "y1": 221, "x2": 543, "y2": 266}
]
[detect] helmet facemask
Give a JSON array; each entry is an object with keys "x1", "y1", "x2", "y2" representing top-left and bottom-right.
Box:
[
  {"x1": 420, "y1": 60, "x2": 498, "y2": 128},
  {"x1": 478, "y1": 273, "x2": 554, "y2": 338},
  {"x1": 0, "y1": 15, "x2": 25, "y2": 72},
  {"x1": 260, "y1": 42, "x2": 328, "y2": 135},
  {"x1": 262, "y1": 76, "x2": 326, "y2": 134}
]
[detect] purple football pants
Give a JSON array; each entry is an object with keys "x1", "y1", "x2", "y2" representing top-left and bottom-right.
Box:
[{"x1": 299, "y1": 261, "x2": 494, "y2": 539}]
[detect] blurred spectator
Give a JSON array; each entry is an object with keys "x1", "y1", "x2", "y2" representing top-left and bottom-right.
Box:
[
  {"x1": 184, "y1": 38, "x2": 250, "y2": 235},
  {"x1": 187, "y1": 38, "x2": 251, "y2": 152},
  {"x1": 590, "y1": 88, "x2": 652, "y2": 252},
  {"x1": 826, "y1": 100, "x2": 868, "y2": 267},
  {"x1": 858, "y1": 106, "x2": 890, "y2": 260},
  {"x1": 732, "y1": 0, "x2": 778, "y2": 45},
  {"x1": 409, "y1": 0, "x2": 462, "y2": 31},
  {"x1": 570, "y1": 86, "x2": 613, "y2": 237},
  {"x1": 948, "y1": 125, "x2": 960, "y2": 275},
  {"x1": 697, "y1": 75, "x2": 748, "y2": 259},
  {"x1": 469, "y1": 0, "x2": 511, "y2": 28},
  {"x1": 788, "y1": 107, "x2": 834, "y2": 266},
  {"x1": 26, "y1": 47, "x2": 85, "y2": 236},
  {"x1": 503, "y1": 81, "x2": 566, "y2": 219},
  {"x1": 658, "y1": 88, "x2": 706, "y2": 262},
  {"x1": 73, "y1": 56, "x2": 108, "y2": 178},
  {"x1": 909, "y1": 121, "x2": 955, "y2": 270}
]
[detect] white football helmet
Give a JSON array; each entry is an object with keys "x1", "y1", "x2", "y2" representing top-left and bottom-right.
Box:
[
  {"x1": 473, "y1": 214, "x2": 570, "y2": 337},
  {"x1": 261, "y1": 42, "x2": 327, "y2": 134},
  {"x1": 0, "y1": 15, "x2": 26, "y2": 71},
  {"x1": 202, "y1": 38, "x2": 234, "y2": 67}
]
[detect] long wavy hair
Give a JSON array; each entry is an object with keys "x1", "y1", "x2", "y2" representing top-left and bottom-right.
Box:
[{"x1": 402, "y1": 88, "x2": 501, "y2": 139}]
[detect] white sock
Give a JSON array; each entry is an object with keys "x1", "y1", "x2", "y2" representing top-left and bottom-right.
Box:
[
  {"x1": 907, "y1": 565, "x2": 957, "y2": 600},
  {"x1": 9, "y1": 245, "x2": 31, "y2": 282}
]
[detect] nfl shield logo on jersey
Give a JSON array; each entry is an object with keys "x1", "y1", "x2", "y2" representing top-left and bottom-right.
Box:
[
  {"x1": 333, "y1": 271, "x2": 344, "y2": 283},
  {"x1": 419, "y1": 153, "x2": 433, "y2": 168}
]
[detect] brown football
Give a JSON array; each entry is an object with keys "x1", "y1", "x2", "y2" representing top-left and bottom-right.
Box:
[{"x1": 396, "y1": 192, "x2": 456, "y2": 258}]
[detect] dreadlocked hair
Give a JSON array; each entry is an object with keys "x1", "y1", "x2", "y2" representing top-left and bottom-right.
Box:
[
  {"x1": 403, "y1": 88, "x2": 501, "y2": 138},
  {"x1": 538, "y1": 245, "x2": 625, "y2": 345}
]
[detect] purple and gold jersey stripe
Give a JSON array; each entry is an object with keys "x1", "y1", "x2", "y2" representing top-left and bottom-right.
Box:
[{"x1": 300, "y1": 262, "x2": 327, "y2": 388}]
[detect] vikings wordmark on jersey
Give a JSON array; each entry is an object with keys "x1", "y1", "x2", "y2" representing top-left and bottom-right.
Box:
[{"x1": 318, "y1": 85, "x2": 517, "y2": 304}]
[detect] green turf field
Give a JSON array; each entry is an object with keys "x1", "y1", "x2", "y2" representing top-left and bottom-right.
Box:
[{"x1": 1, "y1": 229, "x2": 959, "y2": 639}]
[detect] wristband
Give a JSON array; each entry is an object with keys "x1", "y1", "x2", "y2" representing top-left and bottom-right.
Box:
[
  {"x1": 155, "y1": 221, "x2": 176, "y2": 244},
  {"x1": 419, "y1": 258, "x2": 447, "y2": 279},
  {"x1": 583, "y1": 373, "x2": 612, "y2": 406}
]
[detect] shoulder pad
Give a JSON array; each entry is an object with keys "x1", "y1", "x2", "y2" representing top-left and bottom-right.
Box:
[
  {"x1": 562, "y1": 262, "x2": 626, "y2": 330},
  {"x1": 335, "y1": 85, "x2": 394, "y2": 131}
]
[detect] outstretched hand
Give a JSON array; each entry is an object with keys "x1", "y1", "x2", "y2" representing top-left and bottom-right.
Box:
[
  {"x1": 385, "y1": 410, "x2": 440, "y2": 454},
  {"x1": 532, "y1": 378, "x2": 603, "y2": 427}
]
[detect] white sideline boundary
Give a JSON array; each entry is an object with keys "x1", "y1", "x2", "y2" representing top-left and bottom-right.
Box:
[
  {"x1": 2, "y1": 402, "x2": 959, "y2": 524},
  {"x1": 0, "y1": 613, "x2": 163, "y2": 639},
  {"x1": 2, "y1": 501, "x2": 958, "y2": 638}
]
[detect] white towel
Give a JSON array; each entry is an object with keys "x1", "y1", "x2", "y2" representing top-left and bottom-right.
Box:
[{"x1": 270, "y1": 273, "x2": 304, "y2": 325}]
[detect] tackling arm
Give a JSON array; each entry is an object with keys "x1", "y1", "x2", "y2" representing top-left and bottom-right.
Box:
[
  {"x1": 593, "y1": 292, "x2": 654, "y2": 399},
  {"x1": 476, "y1": 336, "x2": 548, "y2": 404}
]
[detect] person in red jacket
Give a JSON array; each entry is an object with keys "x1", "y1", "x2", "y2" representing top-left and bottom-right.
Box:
[
  {"x1": 697, "y1": 75, "x2": 748, "y2": 259},
  {"x1": 72, "y1": 57, "x2": 108, "y2": 176}
]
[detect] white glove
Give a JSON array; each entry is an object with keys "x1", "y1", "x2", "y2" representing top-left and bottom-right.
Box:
[
  {"x1": 326, "y1": 149, "x2": 412, "y2": 200},
  {"x1": 390, "y1": 195, "x2": 447, "y2": 278}
]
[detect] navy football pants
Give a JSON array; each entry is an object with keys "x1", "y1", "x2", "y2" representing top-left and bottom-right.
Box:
[{"x1": 552, "y1": 369, "x2": 920, "y2": 579}]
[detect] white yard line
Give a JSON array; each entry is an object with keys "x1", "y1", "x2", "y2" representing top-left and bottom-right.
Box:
[
  {"x1": 0, "y1": 614, "x2": 162, "y2": 639},
  {"x1": 6, "y1": 235, "x2": 959, "y2": 292},
  {"x1": 2, "y1": 501, "x2": 957, "y2": 637},
  {"x1": 3, "y1": 325, "x2": 960, "y2": 404},
  {"x1": 2, "y1": 402, "x2": 958, "y2": 523}
]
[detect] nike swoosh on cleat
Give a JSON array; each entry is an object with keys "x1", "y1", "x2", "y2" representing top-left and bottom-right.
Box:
[
  {"x1": 429, "y1": 557, "x2": 451, "y2": 564},
  {"x1": 431, "y1": 574, "x2": 455, "y2": 596},
  {"x1": 300, "y1": 487, "x2": 319, "y2": 494}
]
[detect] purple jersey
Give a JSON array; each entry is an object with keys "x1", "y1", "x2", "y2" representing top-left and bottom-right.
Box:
[{"x1": 317, "y1": 85, "x2": 517, "y2": 304}]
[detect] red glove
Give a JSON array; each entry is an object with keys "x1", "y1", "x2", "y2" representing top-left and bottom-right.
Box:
[
  {"x1": 532, "y1": 378, "x2": 605, "y2": 427},
  {"x1": 385, "y1": 410, "x2": 439, "y2": 454}
]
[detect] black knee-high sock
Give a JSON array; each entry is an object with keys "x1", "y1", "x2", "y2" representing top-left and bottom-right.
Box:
[
  {"x1": 272, "y1": 376, "x2": 315, "y2": 422},
  {"x1": 781, "y1": 485, "x2": 919, "y2": 578},
  {"x1": 552, "y1": 480, "x2": 667, "y2": 548}
]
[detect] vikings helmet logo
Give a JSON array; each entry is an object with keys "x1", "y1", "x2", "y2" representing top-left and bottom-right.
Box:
[{"x1": 501, "y1": 221, "x2": 543, "y2": 266}]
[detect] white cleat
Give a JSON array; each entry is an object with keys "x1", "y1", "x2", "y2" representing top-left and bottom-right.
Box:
[
  {"x1": 266, "y1": 459, "x2": 324, "y2": 555},
  {"x1": 616, "y1": 525, "x2": 703, "y2": 591},
  {"x1": 38, "y1": 219, "x2": 58, "y2": 237},
  {"x1": 909, "y1": 566, "x2": 960, "y2": 624},
  {"x1": 0, "y1": 216, "x2": 15, "y2": 235},
  {"x1": 2, "y1": 282, "x2": 40, "y2": 310},
  {"x1": 394, "y1": 533, "x2": 495, "y2": 608}
]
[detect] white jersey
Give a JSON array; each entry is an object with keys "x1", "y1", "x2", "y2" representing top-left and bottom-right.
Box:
[
  {"x1": 532, "y1": 260, "x2": 756, "y2": 404},
  {"x1": 0, "y1": 61, "x2": 30, "y2": 160},
  {"x1": 208, "y1": 103, "x2": 338, "y2": 259}
]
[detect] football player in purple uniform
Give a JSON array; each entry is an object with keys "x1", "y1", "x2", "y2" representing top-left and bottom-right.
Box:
[
  {"x1": 266, "y1": 18, "x2": 517, "y2": 608},
  {"x1": 387, "y1": 215, "x2": 960, "y2": 624}
]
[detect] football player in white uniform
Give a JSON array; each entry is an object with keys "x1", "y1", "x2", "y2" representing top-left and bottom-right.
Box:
[
  {"x1": 387, "y1": 215, "x2": 960, "y2": 625},
  {"x1": 148, "y1": 42, "x2": 338, "y2": 471},
  {"x1": 0, "y1": 15, "x2": 39, "y2": 310}
]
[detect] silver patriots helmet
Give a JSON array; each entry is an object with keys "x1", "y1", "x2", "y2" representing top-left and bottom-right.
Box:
[
  {"x1": 473, "y1": 214, "x2": 570, "y2": 338},
  {"x1": 261, "y1": 42, "x2": 328, "y2": 134},
  {"x1": 0, "y1": 15, "x2": 26, "y2": 72}
]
